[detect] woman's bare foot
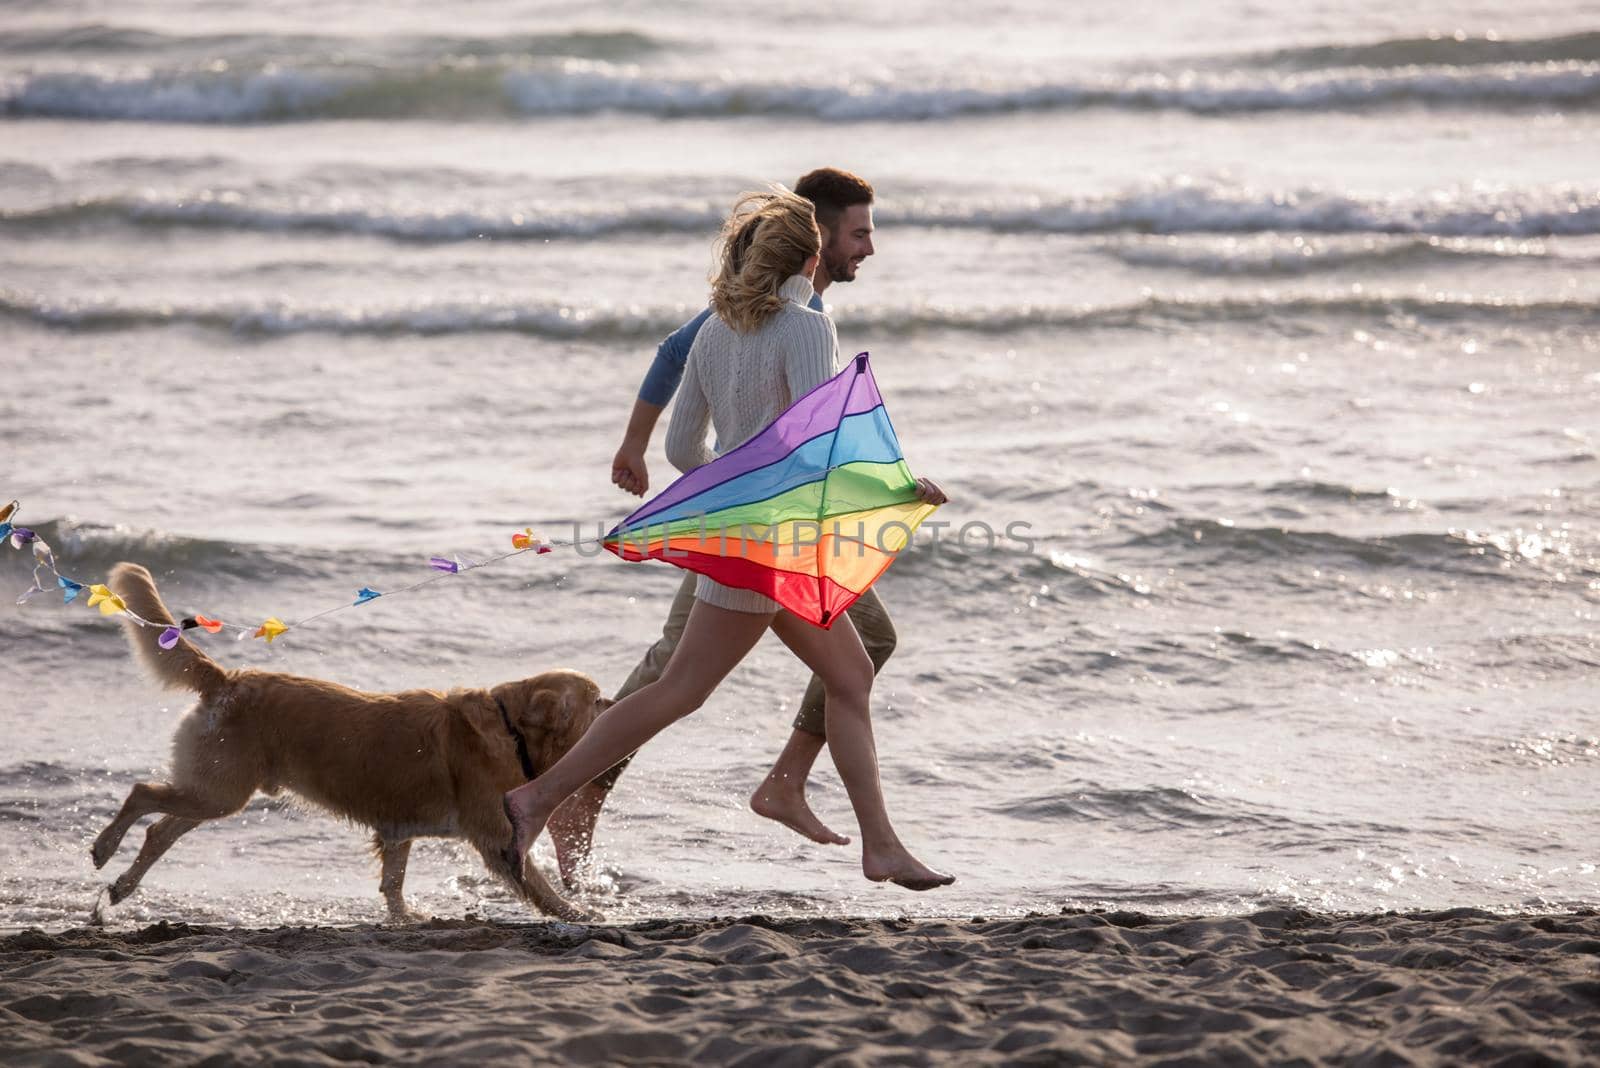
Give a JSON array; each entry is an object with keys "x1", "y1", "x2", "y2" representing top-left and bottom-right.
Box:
[
  {"x1": 750, "y1": 778, "x2": 850, "y2": 846},
  {"x1": 863, "y1": 848, "x2": 955, "y2": 891},
  {"x1": 501, "y1": 788, "x2": 547, "y2": 873}
]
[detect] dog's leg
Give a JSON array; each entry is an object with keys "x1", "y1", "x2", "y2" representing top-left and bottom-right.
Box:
[
  {"x1": 471, "y1": 838, "x2": 591, "y2": 923},
  {"x1": 376, "y1": 837, "x2": 423, "y2": 924},
  {"x1": 93, "y1": 781, "x2": 194, "y2": 868},
  {"x1": 107, "y1": 815, "x2": 202, "y2": 905},
  {"x1": 94, "y1": 778, "x2": 252, "y2": 880}
]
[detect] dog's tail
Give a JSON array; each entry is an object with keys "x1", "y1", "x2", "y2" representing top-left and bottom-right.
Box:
[{"x1": 108, "y1": 562, "x2": 228, "y2": 696}]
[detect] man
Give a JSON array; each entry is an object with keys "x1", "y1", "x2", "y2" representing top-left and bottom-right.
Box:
[{"x1": 544, "y1": 168, "x2": 892, "y2": 886}]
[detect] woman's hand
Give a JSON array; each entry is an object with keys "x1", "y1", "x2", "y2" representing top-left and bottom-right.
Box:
[{"x1": 913, "y1": 477, "x2": 948, "y2": 505}]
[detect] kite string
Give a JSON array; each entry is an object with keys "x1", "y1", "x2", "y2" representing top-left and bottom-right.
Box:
[
  {"x1": 3, "y1": 497, "x2": 609, "y2": 643},
  {"x1": 277, "y1": 534, "x2": 601, "y2": 632}
]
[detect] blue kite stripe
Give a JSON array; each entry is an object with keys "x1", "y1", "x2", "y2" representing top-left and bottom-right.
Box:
[
  {"x1": 616, "y1": 358, "x2": 875, "y2": 532},
  {"x1": 637, "y1": 406, "x2": 902, "y2": 527},
  {"x1": 623, "y1": 402, "x2": 894, "y2": 531}
]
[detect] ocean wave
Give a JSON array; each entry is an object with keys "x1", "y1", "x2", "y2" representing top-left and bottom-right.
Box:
[
  {"x1": 3, "y1": 58, "x2": 1596, "y2": 123},
  {"x1": 892, "y1": 184, "x2": 1600, "y2": 239},
  {"x1": 3, "y1": 519, "x2": 333, "y2": 583},
  {"x1": 0, "y1": 757, "x2": 291, "y2": 831},
  {"x1": 986, "y1": 784, "x2": 1349, "y2": 837},
  {"x1": 987, "y1": 784, "x2": 1218, "y2": 826},
  {"x1": 5, "y1": 288, "x2": 1595, "y2": 339},
  {"x1": 1473, "y1": 635, "x2": 1600, "y2": 679},
  {"x1": 1258, "y1": 480, "x2": 1415, "y2": 504},
  {"x1": 1099, "y1": 235, "x2": 1591, "y2": 276},
  {"x1": 1116, "y1": 519, "x2": 1595, "y2": 579},
  {"x1": 14, "y1": 23, "x2": 1598, "y2": 75},
  {"x1": 0, "y1": 289, "x2": 675, "y2": 338},
  {"x1": 2, "y1": 192, "x2": 723, "y2": 240},
  {"x1": 891, "y1": 504, "x2": 1594, "y2": 608},
  {"x1": 2, "y1": 517, "x2": 570, "y2": 592},
  {"x1": 0, "y1": 760, "x2": 83, "y2": 791},
  {"x1": 0, "y1": 24, "x2": 665, "y2": 63},
  {"x1": 0, "y1": 160, "x2": 54, "y2": 188},
  {"x1": 1246, "y1": 30, "x2": 1600, "y2": 70},
  {"x1": 889, "y1": 532, "x2": 1186, "y2": 606},
  {"x1": 10, "y1": 183, "x2": 1598, "y2": 241}
]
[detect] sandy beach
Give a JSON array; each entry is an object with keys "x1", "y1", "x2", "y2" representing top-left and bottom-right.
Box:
[
  {"x1": 4, "y1": 908, "x2": 1597, "y2": 1065},
  {"x1": 5, "y1": 2, "x2": 1598, "y2": 1064}
]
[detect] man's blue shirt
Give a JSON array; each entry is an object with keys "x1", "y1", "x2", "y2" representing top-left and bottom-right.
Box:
[{"x1": 637, "y1": 294, "x2": 826, "y2": 407}]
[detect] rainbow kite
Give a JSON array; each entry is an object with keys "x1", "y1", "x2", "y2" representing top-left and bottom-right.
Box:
[{"x1": 604, "y1": 353, "x2": 936, "y2": 627}]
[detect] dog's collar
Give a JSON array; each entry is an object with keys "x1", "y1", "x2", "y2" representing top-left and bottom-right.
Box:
[{"x1": 495, "y1": 695, "x2": 539, "y2": 781}]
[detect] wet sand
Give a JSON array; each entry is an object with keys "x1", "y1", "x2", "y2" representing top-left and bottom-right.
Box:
[{"x1": 3, "y1": 908, "x2": 1597, "y2": 1065}]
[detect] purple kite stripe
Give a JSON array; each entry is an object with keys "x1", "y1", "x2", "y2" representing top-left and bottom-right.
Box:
[{"x1": 619, "y1": 353, "x2": 884, "y2": 530}]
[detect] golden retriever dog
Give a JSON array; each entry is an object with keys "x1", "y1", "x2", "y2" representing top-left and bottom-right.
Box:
[{"x1": 91, "y1": 562, "x2": 604, "y2": 923}]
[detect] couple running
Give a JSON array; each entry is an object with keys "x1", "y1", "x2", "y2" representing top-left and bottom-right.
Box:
[{"x1": 504, "y1": 168, "x2": 952, "y2": 893}]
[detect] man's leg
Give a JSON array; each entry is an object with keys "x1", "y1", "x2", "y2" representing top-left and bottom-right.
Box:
[
  {"x1": 750, "y1": 588, "x2": 897, "y2": 844},
  {"x1": 504, "y1": 598, "x2": 778, "y2": 872},
  {"x1": 615, "y1": 570, "x2": 699, "y2": 702},
  {"x1": 548, "y1": 571, "x2": 697, "y2": 884},
  {"x1": 601, "y1": 569, "x2": 698, "y2": 788}
]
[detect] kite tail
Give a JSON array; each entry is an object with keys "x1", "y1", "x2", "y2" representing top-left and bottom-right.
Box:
[{"x1": 108, "y1": 562, "x2": 229, "y2": 697}]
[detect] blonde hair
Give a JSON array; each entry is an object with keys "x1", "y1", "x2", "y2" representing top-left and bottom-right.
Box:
[{"x1": 709, "y1": 189, "x2": 820, "y2": 333}]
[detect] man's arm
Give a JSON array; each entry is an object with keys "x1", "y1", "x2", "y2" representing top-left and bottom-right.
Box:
[
  {"x1": 611, "y1": 308, "x2": 713, "y2": 497},
  {"x1": 611, "y1": 398, "x2": 664, "y2": 497}
]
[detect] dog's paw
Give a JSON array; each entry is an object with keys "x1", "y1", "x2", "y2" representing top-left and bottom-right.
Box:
[
  {"x1": 89, "y1": 888, "x2": 109, "y2": 926},
  {"x1": 90, "y1": 833, "x2": 117, "y2": 870}
]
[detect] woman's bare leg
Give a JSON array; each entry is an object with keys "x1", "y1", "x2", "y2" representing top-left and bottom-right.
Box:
[
  {"x1": 768, "y1": 612, "x2": 953, "y2": 890},
  {"x1": 502, "y1": 599, "x2": 772, "y2": 863}
]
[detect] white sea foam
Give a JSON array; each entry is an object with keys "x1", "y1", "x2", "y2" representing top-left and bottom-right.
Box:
[
  {"x1": 6, "y1": 0, "x2": 1599, "y2": 927},
  {"x1": 4, "y1": 59, "x2": 1597, "y2": 122},
  {"x1": 9, "y1": 182, "x2": 1599, "y2": 241},
  {"x1": 1097, "y1": 234, "x2": 1585, "y2": 276},
  {"x1": 883, "y1": 183, "x2": 1600, "y2": 238},
  {"x1": 3, "y1": 287, "x2": 1591, "y2": 338}
]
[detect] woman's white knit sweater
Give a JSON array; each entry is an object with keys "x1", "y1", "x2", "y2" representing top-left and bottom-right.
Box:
[{"x1": 666, "y1": 273, "x2": 841, "y2": 613}]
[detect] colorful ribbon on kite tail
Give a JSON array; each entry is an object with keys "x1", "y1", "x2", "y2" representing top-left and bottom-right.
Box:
[{"x1": 3, "y1": 499, "x2": 563, "y2": 646}]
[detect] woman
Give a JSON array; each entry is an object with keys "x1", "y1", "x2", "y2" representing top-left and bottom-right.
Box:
[{"x1": 504, "y1": 190, "x2": 951, "y2": 892}]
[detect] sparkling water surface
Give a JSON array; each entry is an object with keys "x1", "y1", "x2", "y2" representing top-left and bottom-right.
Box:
[{"x1": 1, "y1": 0, "x2": 1596, "y2": 929}]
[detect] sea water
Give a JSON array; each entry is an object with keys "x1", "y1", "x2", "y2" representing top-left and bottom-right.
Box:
[{"x1": 1, "y1": 0, "x2": 1596, "y2": 927}]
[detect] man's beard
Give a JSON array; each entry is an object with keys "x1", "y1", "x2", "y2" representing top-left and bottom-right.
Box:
[{"x1": 822, "y1": 245, "x2": 857, "y2": 283}]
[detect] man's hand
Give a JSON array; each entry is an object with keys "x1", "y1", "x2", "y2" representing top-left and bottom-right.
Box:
[
  {"x1": 612, "y1": 398, "x2": 666, "y2": 497},
  {"x1": 913, "y1": 477, "x2": 948, "y2": 505},
  {"x1": 612, "y1": 443, "x2": 649, "y2": 497}
]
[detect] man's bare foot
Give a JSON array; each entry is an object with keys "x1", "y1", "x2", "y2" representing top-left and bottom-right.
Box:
[
  {"x1": 863, "y1": 849, "x2": 955, "y2": 891},
  {"x1": 549, "y1": 783, "x2": 607, "y2": 890},
  {"x1": 501, "y1": 790, "x2": 546, "y2": 873},
  {"x1": 552, "y1": 840, "x2": 585, "y2": 891},
  {"x1": 385, "y1": 906, "x2": 429, "y2": 925},
  {"x1": 750, "y1": 780, "x2": 850, "y2": 846}
]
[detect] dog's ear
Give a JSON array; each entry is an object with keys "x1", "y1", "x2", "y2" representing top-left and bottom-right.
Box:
[
  {"x1": 493, "y1": 675, "x2": 607, "y2": 771},
  {"x1": 494, "y1": 681, "x2": 565, "y2": 739},
  {"x1": 484, "y1": 681, "x2": 541, "y2": 738}
]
